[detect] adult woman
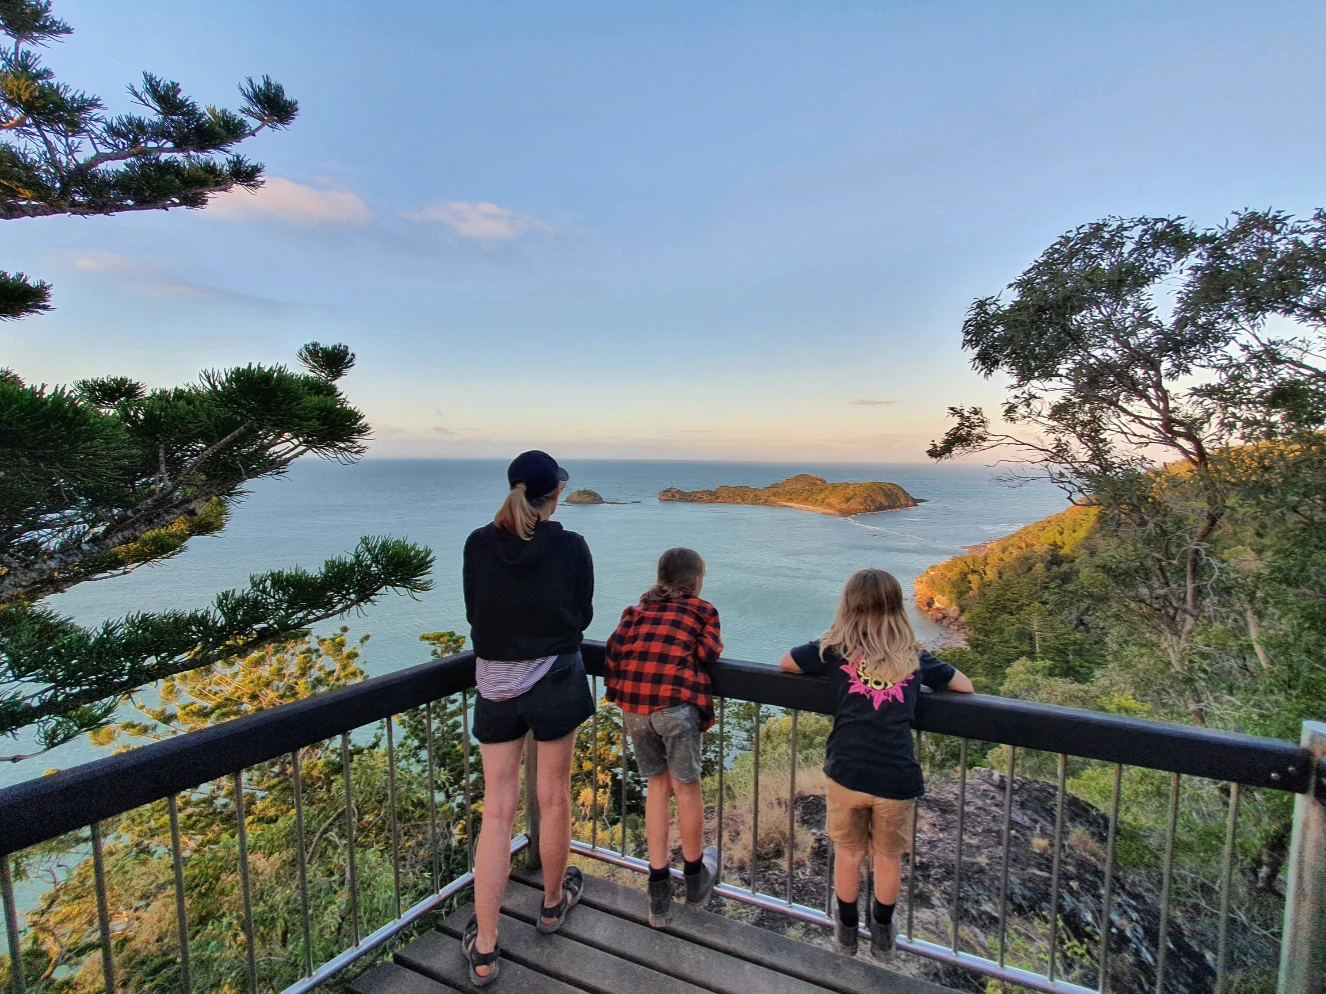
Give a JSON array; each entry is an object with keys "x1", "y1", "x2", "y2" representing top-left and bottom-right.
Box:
[{"x1": 460, "y1": 450, "x2": 595, "y2": 985}]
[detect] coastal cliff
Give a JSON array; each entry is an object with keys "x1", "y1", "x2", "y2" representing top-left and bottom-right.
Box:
[
  {"x1": 913, "y1": 502, "x2": 1099, "y2": 627},
  {"x1": 659, "y1": 474, "x2": 918, "y2": 516}
]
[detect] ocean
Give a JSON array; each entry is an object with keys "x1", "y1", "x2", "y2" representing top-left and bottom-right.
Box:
[{"x1": 3, "y1": 458, "x2": 1067, "y2": 789}]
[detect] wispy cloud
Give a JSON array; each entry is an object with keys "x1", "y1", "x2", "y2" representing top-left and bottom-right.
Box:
[
  {"x1": 402, "y1": 200, "x2": 554, "y2": 243},
  {"x1": 56, "y1": 250, "x2": 292, "y2": 313},
  {"x1": 208, "y1": 177, "x2": 374, "y2": 225},
  {"x1": 850, "y1": 398, "x2": 897, "y2": 406}
]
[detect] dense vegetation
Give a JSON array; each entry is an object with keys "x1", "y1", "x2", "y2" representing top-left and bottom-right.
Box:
[
  {"x1": 660, "y1": 474, "x2": 917, "y2": 516},
  {"x1": 923, "y1": 209, "x2": 1326, "y2": 987}
]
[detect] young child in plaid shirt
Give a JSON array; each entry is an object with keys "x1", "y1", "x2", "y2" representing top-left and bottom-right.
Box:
[{"x1": 605, "y1": 547, "x2": 723, "y2": 927}]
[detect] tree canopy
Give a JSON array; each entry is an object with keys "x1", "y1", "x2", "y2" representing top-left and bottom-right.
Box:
[
  {"x1": 929, "y1": 209, "x2": 1326, "y2": 667},
  {"x1": 0, "y1": 0, "x2": 298, "y2": 318}
]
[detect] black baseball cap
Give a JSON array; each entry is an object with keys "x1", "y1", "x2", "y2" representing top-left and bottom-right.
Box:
[{"x1": 507, "y1": 450, "x2": 568, "y2": 500}]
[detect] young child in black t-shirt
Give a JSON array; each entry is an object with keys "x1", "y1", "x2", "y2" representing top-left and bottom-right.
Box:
[{"x1": 780, "y1": 568, "x2": 972, "y2": 960}]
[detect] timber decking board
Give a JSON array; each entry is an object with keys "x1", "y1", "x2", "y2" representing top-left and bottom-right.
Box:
[
  {"x1": 395, "y1": 926, "x2": 586, "y2": 994},
  {"x1": 438, "y1": 905, "x2": 709, "y2": 994},
  {"x1": 501, "y1": 877, "x2": 838, "y2": 994},
  {"x1": 376, "y1": 868, "x2": 960, "y2": 994},
  {"x1": 350, "y1": 962, "x2": 458, "y2": 994},
  {"x1": 512, "y1": 866, "x2": 955, "y2": 994}
]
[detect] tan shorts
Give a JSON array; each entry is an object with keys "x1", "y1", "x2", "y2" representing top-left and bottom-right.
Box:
[{"x1": 825, "y1": 777, "x2": 915, "y2": 860}]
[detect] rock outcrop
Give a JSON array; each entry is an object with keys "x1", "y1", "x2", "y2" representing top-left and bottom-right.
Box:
[
  {"x1": 659, "y1": 475, "x2": 918, "y2": 517},
  {"x1": 565, "y1": 489, "x2": 607, "y2": 505}
]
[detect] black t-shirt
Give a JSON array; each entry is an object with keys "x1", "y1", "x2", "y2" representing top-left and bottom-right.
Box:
[{"x1": 790, "y1": 640, "x2": 956, "y2": 800}]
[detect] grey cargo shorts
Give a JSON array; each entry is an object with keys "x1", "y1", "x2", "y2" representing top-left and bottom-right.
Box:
[{"x1": 622, "y1": 703, "x2": 703, "y2": 784}]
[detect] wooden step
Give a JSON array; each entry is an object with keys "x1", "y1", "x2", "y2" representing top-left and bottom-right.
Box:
[
  {"x1": 350, "y1": 962, "x2": 459, "y2": 994},
  {"x1": 512, "y1": 865, "x2": 954, "y2": 994},
  {"x1": 440, "y1": 903, "x2": 709, "y2": 994},
  {"x1": 395, "y1": 924, "x2": 586, "y2": 994},
  {"x1": 503, "y1": 877, "x2": 838, "y2": 994}
]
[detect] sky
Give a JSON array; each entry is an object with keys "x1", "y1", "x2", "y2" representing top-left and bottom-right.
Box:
[{"x1": 5, "y1": 0, "x2": 1325, "y2": 462}]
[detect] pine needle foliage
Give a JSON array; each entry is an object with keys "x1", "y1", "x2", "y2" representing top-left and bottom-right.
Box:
[
  {"x1": 0, "y1": 0, "x2": 299, "y2": 318},
  {"x1": 0, "y1": 5, "x2": 435, "y2": 757},
  {"x1": 0, "y1": 344, "x2": 436, "y2": 756}
]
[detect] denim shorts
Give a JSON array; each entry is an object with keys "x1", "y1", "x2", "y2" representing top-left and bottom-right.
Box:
[
  {"x1": 472, "y1": 652, "x2": 595, "y2": 744},
  {"x1": 623, "y1": 704, "x2": 703, "y2": 784}
]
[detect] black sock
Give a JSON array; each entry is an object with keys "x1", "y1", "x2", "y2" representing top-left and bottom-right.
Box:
[
  {"x1": 872, "y1": 899, "x2": 895, "y2": 926},
  {"x1": 649, "y1": 865, "x2": 670, "y2": 883},
  {"x1": 836, "y1": 896, "x2": 859, "y2": 929},
  {"x1": 683, "y1": 858, "x2": 703, "y2": 877}
]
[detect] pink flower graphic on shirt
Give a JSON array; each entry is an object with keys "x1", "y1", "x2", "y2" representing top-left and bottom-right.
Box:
[{"x1": 840, "y1": 660, "x2": 910, "y2": 710}]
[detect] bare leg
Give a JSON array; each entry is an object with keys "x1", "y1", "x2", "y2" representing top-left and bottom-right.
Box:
[
  {"x1": 673, "y1": 778, "x2": 705, "y2": 863},
  {"x1": 535, "y1": 731, "x2": 577, "y2": 920},
  {"x1": 834, "y1": 845, "x2": 867, "y2": 908},
  {"x1": 472, "y1": 738, "x2": 526, "y2": 976},
  {"x1": 874, "y1": 853, "x2": 902, "y2": 906},
  {"x1": 644, "y1": 773, "x2": 674, "y2": 869}
]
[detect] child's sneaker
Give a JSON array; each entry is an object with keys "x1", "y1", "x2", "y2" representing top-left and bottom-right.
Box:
[
  {"x1": 648, "y1": 876, "x2": 673, "y2": 928},
  {"x1": 684, "y1": 846, "x2": 719, "y2": 907}
]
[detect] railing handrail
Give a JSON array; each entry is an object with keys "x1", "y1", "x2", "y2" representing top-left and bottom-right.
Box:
[{"x1": 0, "y1": 639, "x2": 1314, "y2": 856}]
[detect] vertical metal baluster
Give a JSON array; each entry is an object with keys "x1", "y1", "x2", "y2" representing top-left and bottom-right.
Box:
[
  {"x1": 590, "y1": 678, "x2": 599, "y2": 850},
  {"x1": 90, "y1": 821, "x2": 115, "y2": 994},
  {"x1": 620, "y1": 730, "x2": 630, "y2": 857},
  {"x1": 907, "y1": 730, "x2": 923, "y2": 940},
  {"x1": 825, "y1": 840, "x2": 835, "y2": 918},
  {"x1": 1215, "y1": 783, "x2": 1241, "y2": 994},
  {"x1": 1047, "y1": 754, "x2": 1068, "y2": 985},
  {"x1": 341, "y1": 734, "x2": 361, "y2": 945},
  {"x1": 1098, "y1": 764, "x2": 1122, "y2": 994},
  {"x1": 951, "y1": 738, "x2": 968, "y2": 955},
  {"x1": 3, "y1": 854, "x2": 26, "y2": 994},
  {"x1": 996, "y1": 745, "x2": 1016, "y2": 968},
  {"x1": 751, "y1": 703, "x2": 761, "y2": 895},
  {"x1": 386, "y1": 716, "x2": 402, "y2": 919},
  {"x1": 291, "y1": 751, "x2": 313, "y2": 978},
  {"x1": 167, "y1": 796, "x2": 192, "y2": 994},
  {"x1": 787, "y1": 710, "x2": 799, "y2": 906},
  {"x1": 1155, "y1": 773, "x2": 1181, "y2": 994},
  {"x1": 717, "y1": 698, "x2": 725, "y2": 881},
  {"x1": 424, "y1": 703, "x2": 439, "y2": 892},
  {"x1": 461, "y1": 692, "x2": 474, "y2": 871},
  {"x1": 234, "y1": 773, "x2": 258, "y2": 994}
]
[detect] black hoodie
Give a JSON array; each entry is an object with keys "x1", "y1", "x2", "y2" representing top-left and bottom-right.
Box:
[{"x1": 462, "y1": 520, "x2": 594, "y2": 661}]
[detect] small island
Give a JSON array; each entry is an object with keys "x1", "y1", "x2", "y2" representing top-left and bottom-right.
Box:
[
  {"x1": 658, "y1": 474, "x2": 919, "y2": 517},
  {"x1": 565, "y1": 489, "x2": 629, "y2": 505}
]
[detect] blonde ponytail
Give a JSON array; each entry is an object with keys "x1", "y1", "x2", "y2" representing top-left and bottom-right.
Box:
[
  {"x1": 821, "y1": 569, "x2": 920, "y2": 687},
  {"x1": 495, "y1": 483, "x2": 541, "y2": 539}
]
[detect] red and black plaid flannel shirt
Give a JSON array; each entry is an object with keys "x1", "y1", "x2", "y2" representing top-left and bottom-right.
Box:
[{"x1": 604, "y1": 595, "x2": 723, "y2": 730}]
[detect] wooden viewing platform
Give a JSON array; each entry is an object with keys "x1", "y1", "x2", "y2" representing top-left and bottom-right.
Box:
[{"x1": 350, "y1": 868, "x2": 956, "y2": 994}]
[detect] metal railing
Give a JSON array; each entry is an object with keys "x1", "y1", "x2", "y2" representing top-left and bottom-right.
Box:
[{"x1": 1, "y1": 641, "x2": 1322, "y2": 994}]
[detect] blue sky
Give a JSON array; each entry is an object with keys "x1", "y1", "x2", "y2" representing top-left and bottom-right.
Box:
[{"x1": 6, "y1": 0, "x2": 1325, "y2": 461}]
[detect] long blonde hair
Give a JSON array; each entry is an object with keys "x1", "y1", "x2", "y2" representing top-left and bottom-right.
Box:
[
  {"x1": 641, "y1": 547, "x2": 705, "y2": 604},
  {"x1": 821, "y1": 569, "x2": 920, "y2": 686},
  {"x1": 494, "y1": 483, "x2": 555, "y2": 540}
]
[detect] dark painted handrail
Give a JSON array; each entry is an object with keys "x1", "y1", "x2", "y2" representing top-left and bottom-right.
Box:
[{"x1": 0, "y1": 639, "x2": 1313, "y2": 856}]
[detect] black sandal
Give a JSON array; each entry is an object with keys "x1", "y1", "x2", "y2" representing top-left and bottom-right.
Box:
[
  {"x1": 537, "y1": 865, "x2": 584, "y2": 934},
  {"x1": 462, "y1": 915, "x2": 501, "y2": 987}
]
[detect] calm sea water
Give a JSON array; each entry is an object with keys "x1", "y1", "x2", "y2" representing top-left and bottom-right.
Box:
[{"x1": 4, "y1": 459, "x2": 1066, "y2": 789}]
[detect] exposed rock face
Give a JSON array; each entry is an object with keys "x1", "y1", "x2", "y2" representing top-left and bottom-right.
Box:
[
  {"x1": 565, "y1": 489, "x2": 607, "y2": 505},
  {"x1": 659, "y1": 475, "x2": 918, "y2": 517},
  {"x1": 702, "y1": 770, "x2": 1214, "y2": 994}
]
